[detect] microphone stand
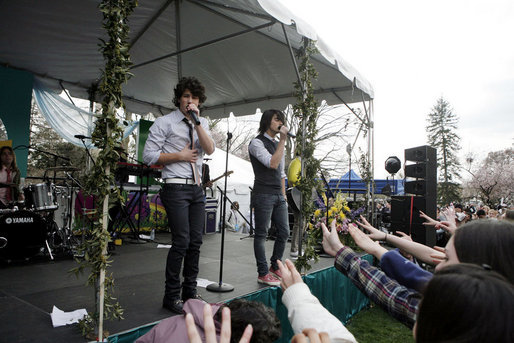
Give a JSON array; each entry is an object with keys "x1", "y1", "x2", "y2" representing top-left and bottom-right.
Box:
[
  {"x1": 16, "y1": 145, "x2": 71, "y2": 165},
  {"x1": 77, "y1": 137, "x2": 96, "y2": 167},
  {"x1": 207, "y1": 132, "x2": 234, "y2": 293}
]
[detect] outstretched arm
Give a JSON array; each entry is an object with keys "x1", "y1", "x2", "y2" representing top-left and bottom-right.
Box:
[
  {"x1": 322, "y1": 221, "x2": 421, "y2": 327},
  {"x1": 356, "y1": 216, "x2": 444, "y2": 265},
  {"x1": 279, "y1": 260, "x2": 357, "y2": 343}
]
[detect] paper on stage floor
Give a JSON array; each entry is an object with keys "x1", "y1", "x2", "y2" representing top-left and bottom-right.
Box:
[
  {"x1": 157, "y1": 244, "x2": 172, "y2": 248},
  {"x1": 50, "y1": 305, "x2": 88, "y2": 328},
  {"x1": 196, "y1": 278, "x2": 215, "y2": 288}
]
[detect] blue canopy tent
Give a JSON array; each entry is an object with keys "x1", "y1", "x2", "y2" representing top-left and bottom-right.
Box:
[{"x1": 328, "y1": 169, "x2": 404, "y2": 195}]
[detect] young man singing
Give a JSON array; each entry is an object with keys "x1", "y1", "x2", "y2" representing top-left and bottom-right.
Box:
[
  {"x1": 143, "y1": 77, "x2": 215, "y2": 313},
  {"x1": 248, "y1": 109, "x2": 290, "y2": 286}
]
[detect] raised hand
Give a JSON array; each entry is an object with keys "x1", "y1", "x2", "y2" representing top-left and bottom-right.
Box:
[
  {"x1": 277, "y1": 259, "x2": 303, "y2": 291},
  {"x1": 419, "y1": 210, "x2": 438, "y2": 226},
  {"x1": 349, "y1": 224, "x2": 388, "y2": 259},
  {"x1": 435, "y1": 220, "x2": 457, "y2": 235},
  {"x1": 395, "y1": 231, "x2": 413, "y2": 241},
  {"x1": 355, "y1": 215, "x2": 384, "y2": 240},
  {"x1": 441, "y1": 207, "x2": 457, "y2": 229},
  {"x1": 321, "y1": 220, "x2": 344, "y2": 257},
  {"x1": 186, "y1": 304, "x2": 253, "y2": 343}
]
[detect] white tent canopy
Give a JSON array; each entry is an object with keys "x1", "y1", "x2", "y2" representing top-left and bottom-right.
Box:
[
  {"x1": 206, "y1": 148, "x2": 254, "y2": 227},
  {"x1": 0, "y1": 0, "x2": 373, "y2": 119}
]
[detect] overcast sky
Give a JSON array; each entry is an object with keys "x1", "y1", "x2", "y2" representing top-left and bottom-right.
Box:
[{"x1": 278, "y1": 0, "x2": 514, "y2": 179}]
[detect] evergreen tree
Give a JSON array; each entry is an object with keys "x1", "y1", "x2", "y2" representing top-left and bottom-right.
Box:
[{"x1": 426, "y1": 97, "x2": 462, "y2": 204}]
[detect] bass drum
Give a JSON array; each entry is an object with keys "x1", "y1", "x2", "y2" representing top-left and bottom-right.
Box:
[{"x1": 0, "y1": 210, "x2": 47, "y2": 259}]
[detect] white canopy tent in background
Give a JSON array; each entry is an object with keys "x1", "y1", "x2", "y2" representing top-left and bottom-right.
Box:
[
  {"x1": 0, "y1": 0, "x2": 373, "y2": 119},
  {"x1": 207, "y1": 148, "x2": 254, "y2": 228}
]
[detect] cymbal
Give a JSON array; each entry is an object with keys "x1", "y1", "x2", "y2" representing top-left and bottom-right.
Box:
[{"x1": 46, "y1": 166, "x2": 80, "y2": 172}]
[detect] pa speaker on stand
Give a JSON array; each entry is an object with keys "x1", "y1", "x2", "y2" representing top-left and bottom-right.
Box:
[{"x1": 391, "y1": 145, "x2": 437, "y2": 246}]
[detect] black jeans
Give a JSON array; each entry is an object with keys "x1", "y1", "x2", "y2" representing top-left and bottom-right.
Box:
[
  {"x1": 252, "y1": 192, "x2": 289, "y2": 276},
  {"x1": 160, "y1": 184, "x2": 205, "y2": 300}
]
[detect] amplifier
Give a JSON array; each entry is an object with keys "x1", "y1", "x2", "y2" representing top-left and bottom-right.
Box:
[{"x1": 205, "y1": 197, "x2": 218, "y2": 234}]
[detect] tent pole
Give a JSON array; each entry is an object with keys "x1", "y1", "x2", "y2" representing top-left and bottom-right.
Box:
[
  {"x1": 281, "y1": 23, "x2": 304, "y2": 92},
  {"x1": 283, "y1": 30, "x2": 309, "y2": 259},
  {"x1": 132, "y1": 21, "x2": 276, "y2": 70},
  {"x1": 59, "y1": 81, "x2": 76, "y2": 106},
  {"x1": 360, "y1": 95, "x2": 375, "y2": 225},
  {"x1": 129, "y1": 0, "x2": 174, "y2": 49},
  {"x1": 369, "y1": 99, "x2": 376, "y2": 226},
  {"x1": 86, "y1": 84, "x2": 98, "y2": 173},
  {"x1": 175, "y1": 0, "x2": 182, "y2": 79}
]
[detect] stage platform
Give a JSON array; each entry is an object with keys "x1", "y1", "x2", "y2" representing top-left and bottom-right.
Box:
[{"x1": 0, "y1": 230, "x2": 336, "y2": 343}]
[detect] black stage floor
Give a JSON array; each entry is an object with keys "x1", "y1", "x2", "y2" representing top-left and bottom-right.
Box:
[{"x1": 0, "y1": 230, "x2": 334, "y2": 343}]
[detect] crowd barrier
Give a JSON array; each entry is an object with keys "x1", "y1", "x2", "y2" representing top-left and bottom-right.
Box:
[{"x1": 107, "y1": 256, "x2": 372, "y2": 343}]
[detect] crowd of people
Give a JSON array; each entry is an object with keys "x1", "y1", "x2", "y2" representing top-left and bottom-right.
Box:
[
  {"x1": 138, "y1": 76, "x2": 514, "y2": 342},
  {"x1": 138, "y1": 214, "x2": 514, "y2": 342}
]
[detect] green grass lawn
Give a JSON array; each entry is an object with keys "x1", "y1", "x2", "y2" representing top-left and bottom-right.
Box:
[{"x1": 346, "y1": 305, "x2": 414, "y2": 343}]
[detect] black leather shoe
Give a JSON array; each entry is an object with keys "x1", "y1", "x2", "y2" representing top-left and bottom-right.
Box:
[
  {"x1": 182, "y1": 293, "x2": 205, "y2": 302},
  {"x1": 162, "y1": 298, "x2": 184, "y2": 314}
]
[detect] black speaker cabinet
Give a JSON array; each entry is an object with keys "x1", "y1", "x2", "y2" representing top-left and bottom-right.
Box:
[
  {"x1": 390, "y1": 195, "x2": 436, "y2": 246},
  {"x1": 404, "y1": 145, "x2": 437, "y2": 200},
  {"x1": 405, "y1": 145, "x2": 437, "y2": 162},
  {"x1": 405, "y1": 163, "x2": 427, "y2": 178},
  {"x1": 405, "y1": 180, "x2": 428, "y2": 196}
]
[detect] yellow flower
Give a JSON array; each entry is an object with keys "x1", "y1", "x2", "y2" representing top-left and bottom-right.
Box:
[
  {"x1": 314, "y1": 209, "x2": 321, "y2": 217},
  {"x1": 328, "y1": 210, "x2": 333, "y2": 217},
  {"x1": 308, "y1": 223, "x2": 314, "y2": 230},
  {"x1": 330, "y1": 206, "x2": 338, "y2": 213},
  {"x1": 343, "y1": 206, "x2": 350, "y2": 212},
  {"x1": 339, "y1": 211, "x2": 346, "y2": 219}
]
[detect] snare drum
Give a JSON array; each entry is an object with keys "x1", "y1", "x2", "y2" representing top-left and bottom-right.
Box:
[
  {"x1": 24, "y1": 183, "x2": 58, "y2": 211},
  {"x1": 0, "y1": 210, "x2": 47, "y2": 258}
]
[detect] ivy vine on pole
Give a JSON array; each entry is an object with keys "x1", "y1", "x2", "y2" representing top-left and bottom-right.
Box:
[
  {"x1": 292, "y1": 38, "x2": 323, "y2": 273},
  {"x1": 70, "y1": 0, "x2": 137, "y2": 340}
]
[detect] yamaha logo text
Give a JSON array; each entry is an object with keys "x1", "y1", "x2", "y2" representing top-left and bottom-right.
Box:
[{"x1": 5, "y1": 217, "x2": 34, "y2": 224}]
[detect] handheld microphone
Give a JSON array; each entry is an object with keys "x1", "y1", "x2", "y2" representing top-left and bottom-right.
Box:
[
  {"x1": 74, "y1": 135, "x2": 91, "y2": 140},
  {"x1": 278, "y1": 125, "x2": 296, "y2": 138},
  {"x1": 187, "y1": 110, "x2": 201, "y2": 125},
  {"x1": 187, "y1": 103, "x2": 201, "y2": 125}
]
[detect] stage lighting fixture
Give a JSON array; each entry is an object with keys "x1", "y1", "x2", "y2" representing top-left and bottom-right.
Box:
[{"x1": 385, "y1": 156, "x2": 401, "y2": 174}]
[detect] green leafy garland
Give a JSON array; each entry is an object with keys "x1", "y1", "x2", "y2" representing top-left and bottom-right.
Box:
[
  {"x1": 292, "y1": 39, "x2": 323, "y2": 273},
  {"x1": 70, "y1": 0, "x2": 137, "y2": 339}
]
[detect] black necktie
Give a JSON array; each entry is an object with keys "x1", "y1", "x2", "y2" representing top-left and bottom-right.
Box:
[{"x1": 183, "y1": 118, "x2": 201, "y2": 186}]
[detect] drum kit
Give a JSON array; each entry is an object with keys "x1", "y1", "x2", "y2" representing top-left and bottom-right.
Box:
[{"x1": 0, "y1": 166, "x2": 82, "y2": 261}]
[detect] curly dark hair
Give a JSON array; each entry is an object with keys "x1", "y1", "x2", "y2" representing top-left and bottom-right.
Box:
[
  {"x1": 173, "y1": 76, "x2": 207, "y2": 107},
  {"x1": 215, "y1": 299, "x2": 281, "y2": 343}
]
